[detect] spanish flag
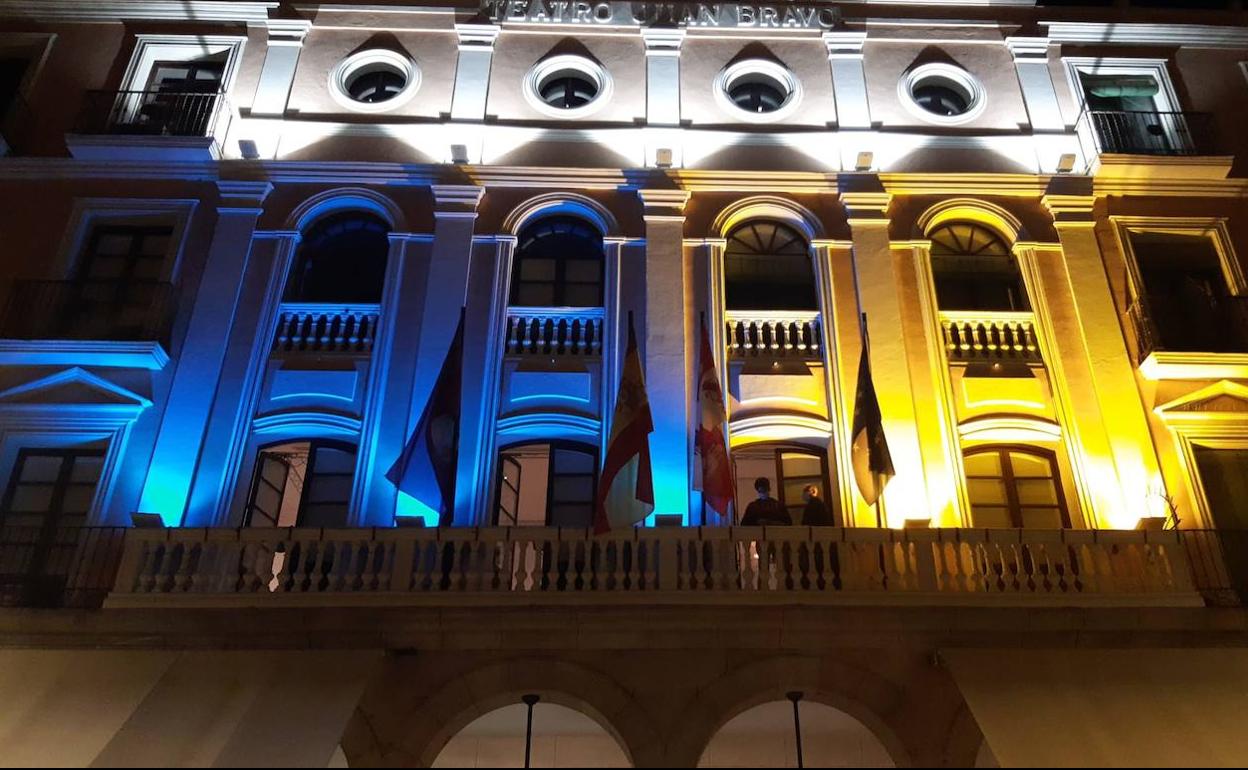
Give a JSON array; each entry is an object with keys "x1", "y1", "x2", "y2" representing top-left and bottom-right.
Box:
[
  {"x1": 594, "y1": 316, "x2": 655, "y2": 534},
  {"x1": 851, "y1": 317, "x2": 895, "y2": 507},
  {"x1": 694, "y1": 319, "x2": 734, "y2": 525}
]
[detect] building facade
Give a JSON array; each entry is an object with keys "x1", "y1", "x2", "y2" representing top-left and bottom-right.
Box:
[{"x1": 2, "y1": 0, "x2": 1248, "y2": 766}]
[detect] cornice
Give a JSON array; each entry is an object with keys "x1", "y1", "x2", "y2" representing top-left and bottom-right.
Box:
[
  {"x1": 0, "y1": 1, "x2": 276, "y2": 23},
  {"x1": 1042, "y1": 21, "x2": 1248, "y2": 50}
]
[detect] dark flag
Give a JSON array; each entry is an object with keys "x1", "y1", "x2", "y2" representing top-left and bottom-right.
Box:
[
  {"x1": 851, "y1": 317, "x2": 895, "y2": 507},
  {"x1": 387, "y1": 309, "x2": 465, "y2": 525}
]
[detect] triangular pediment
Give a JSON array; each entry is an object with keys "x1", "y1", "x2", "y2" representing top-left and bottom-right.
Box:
[
  {"x1": 0, "y1": 368, "x2": 152, "y2": 408},
  {"x1": 1156, "y1": 381, "x2": 1248, "y2": 416}
]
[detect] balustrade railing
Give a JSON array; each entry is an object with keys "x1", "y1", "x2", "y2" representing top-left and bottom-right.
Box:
[
  {"x1": 725, "y1": 311, "x2": 822, "y2": 359},
  {"x1": 1125, "y1": 293, "x2": 1248, "y2": 364},
  {"x1": 109, "y1": 526, "x2": 1196, "y2": 606},
  {"x1": 504, "y1": 306, "x2": 604, "y2": 356},
  {"x1": 939, "y1": 311, "x2": 1041, "y2": 363},
  {"x1": 273, "y1": 303, "x2": 380, "y2": 354}
]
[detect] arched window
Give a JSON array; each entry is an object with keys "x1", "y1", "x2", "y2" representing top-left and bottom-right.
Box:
[
  {"x1": 963, "y1": 446, "x2": 1070, "y2": 529},
  {"x1": 244, "y1": 439, "x2": 357, "y2": 528},
  {"x1": 929, "y1": 222, "x2": 1029, "y2": 312},
  {"x1": 732, "y1": 443, "x2": 832, "y2": 524},
  {"x1": 724, "y1": 221, "x2": 817, "y2": 311},
  {"x1": 286, "y1": 211, "x2": 390, "y2": 303},
  {"x1": 494, "y1": 441, "x2": 598, "y2": 528},
  {"x1": 509, "y1": 216, "x2": 604, "y2": 308}
]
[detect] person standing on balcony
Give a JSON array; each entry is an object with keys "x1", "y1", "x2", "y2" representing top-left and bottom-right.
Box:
[
  {"x1": 741, "y1": 477, "x2": 791, "y2": 526},
  {"x1": 800, "y1": 485, "x2": 832, "y2": 526},
  {"x1": 800, "y1": 484, "x2": 838, "y2": 590}
]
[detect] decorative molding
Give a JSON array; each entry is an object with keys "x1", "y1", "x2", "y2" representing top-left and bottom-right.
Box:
[
  {"x1": 496, "y1": 412, "x2": 601, "y2": 440},
  {"x1": 1043, "y1": 22, "x2": 1248, "y2": 50},
  {"x1": 0, "y1": 341, "x2": 170, "y2": 371},
  {"x1": 217, "y1": 180, "x2": 274, "y2": 208},
  {"x1": 822, "y1": 31, "x2": 867, "y2": 58},
  {"x1": 637, "y1": 188, "x2": 691, "y2": 218},
  {"x1": 431, "y1": 184, "x2": 485, "y2": 217},
  {"x1": 642, "y1": 27, "x2": 685, "y2": 53},
  {"x1": 251, "y1": 410, "x2": 363, "y2": 436},
  {"x1": 728, "y1": 414, "x2": 833, "y2": 446},
  {"x1": 0, "y1": 366, "x2": 152, "y2": 409},
  {"x1": 502, "y1": 192, "x2": 620, "y2": 237},
  {"x1": 265, "y1": 19, "x2": 311, "y2": 44},
  {"x1": 455, "y1": 23, "x2": 500, "y2": 48},
  {"x1": 711, "y1": 195, "x2": 825, "y2": 242},
  {"x1": 1157, "y1": 381, "x2": 1248, "y2": 417},
  {"x1": 958, "y1": 415, "x2": 1063, "y2": 442},
  {"x1": 286, "y1": 186, "x2": 405, "y2": 231},
  {"x1": 1005, "y1": 36, "x2": 1051, "y2": 62},
  {"x1": 0, "y1": 1, "x2": 276, "y2": 23},
  {"x1": 1042, "y1": 193, "x2": 1097, "y2": 224},
  {"x1": 1141, "y1": 353, "x2": 1248, "y2": 383}
]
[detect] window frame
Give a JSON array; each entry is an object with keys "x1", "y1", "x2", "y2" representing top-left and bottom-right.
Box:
[
  {"x1": 508, "y1": 217, "x2": 606, "y2": 309},
  {"x1": 731, "y1": 442, "x2": 833, "y2": 525},
  {"x1": 119, "y1": 35, "x2": 246, "y2": 97},
  {"x1": 242, "y1": 439, "x2": 359, "y2": 528},
  {"x1": 492, "y1": 440, "x2": 600, "y2": 527},
  {"x1": 56, "y1": 198, "x2": 198, "y2": 285},
  {"x1": 963, "y1": 445, "x2": 1072, "y2": 529}
]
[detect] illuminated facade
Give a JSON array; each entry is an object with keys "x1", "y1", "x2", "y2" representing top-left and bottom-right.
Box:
[{"x1": 2, "y1": 0, "x2": 1248, "y2": 766}]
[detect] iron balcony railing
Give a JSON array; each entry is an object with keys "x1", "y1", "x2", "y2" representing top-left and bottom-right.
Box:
[
  {"x1": 0, "y1": 279, "x2": 178, "y2": 344},
  {"x1": 0, "y1": 525, "x2": 126, "y2": 609},
  {"x1": 1077, "y1": 109, "x2": 1216, "y2": 157},
  {"x1": 75, "y1": 89, "x2": 231, "y2": 142},
  {"x1": 1125, "y1": 291, "x2": 1248, "y2": 363}
]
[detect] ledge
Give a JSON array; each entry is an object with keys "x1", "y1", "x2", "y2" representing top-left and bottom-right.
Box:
[
  {"x1": 0, "y1": 340, "x2": 171, "y2": 370},
  {"x1": 1140, "y1": 351, "x2": 1248, "y2": 381},
  {"x1": 65, "y1": 134, "x2": 220, "y2": 162},
  {"x1": 1092, "y1": 154, "x2": 1235, "y2": 181}
]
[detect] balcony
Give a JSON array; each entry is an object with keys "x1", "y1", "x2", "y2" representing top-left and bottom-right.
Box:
[
  {"x1": 939, "y1": 311, "x2": 1042, "y2": 364},
  {"x1": 0, "y1": 280, "x2": 177, "y2": 369},
  {"x1": 725, "y1": 310, "x2": 822, "y2": 360},
  {"x1": 504, "y1": 306, "x2": 604, "y2": 357},
  {"x1": 106, "y1": 525, "x2": 1199, "y2": 608},
  {"x1": 0, "y1": 525, "x2": 126, "y2": 609},
  {"x1": 1076, "y1": 109, "x2": 1229, "y2": 179},
  {"x1": 66, "y1": 90, "x2": 232, "y2": 161},
  {"x1": 1126, "y1": 293, "x2": 1248, "y2": 379},
  {"x1": 272, "y1": 303, "x2": 381, "y2": 355}
]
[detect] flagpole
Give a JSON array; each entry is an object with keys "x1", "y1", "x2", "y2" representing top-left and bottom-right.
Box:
[{"x1": 699, "y1": 310, "x2": 707, "y2": 528}]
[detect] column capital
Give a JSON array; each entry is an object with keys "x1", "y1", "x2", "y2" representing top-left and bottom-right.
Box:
[
  {"x1": 456, "y1": 23, "x2": 501, "y2": 49},
  {"x1": 1043, "y1": 194, "x2": 1098, "y2": 225},
  {"x1": 432, "y1": 185, "x2": 485, "y2": 218},
  {"x1": 1005, "y1": 36, "x2": 1053, "y2": 62},
  {"x1": 823, "y1": 31, "x2": 867, "y2": 58},
  {"x1": 839, "y1": 175, "x2": 891, "y2": 223},
  {"x1": 216, "y1": 180, "x2": 273, "y2": 210},
  {"x1": 638, "y1": 189, "x2": 690, "y2": 220},
  {"x1": 642, "y1": 27, "x2": 686, "y2": 54},
  {"x1": 265, "y1": 18, "x2": 311, "y2": 45}
]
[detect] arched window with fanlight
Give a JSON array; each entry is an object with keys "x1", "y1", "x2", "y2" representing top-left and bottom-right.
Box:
[
  {"x1": 286, "y1": 211, "x2": 390, "y2": 304},
  {"x1": 963, "y1": 446, "x2": 1071, "y2": 529},
  {"x1": 723, "y1": 221, "x2": 817, "y2": 312},
  {"x1": 509, "y1": 216, "x2": 604, "y2": 308},
  {"x1": 929, "y1": 222, "x2": 1029, "y2": 312}
]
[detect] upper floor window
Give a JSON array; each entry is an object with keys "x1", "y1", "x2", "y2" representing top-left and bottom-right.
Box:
[
  {"x1": 509, "y1": 216, "x2": 604, "y2": 308},
  {"x1": 523, "y1": 55, "x2": 612, "y2": 119},
  {"x1": 964, "y1": 446, "x2": 1070, "y2": 529},
  {"x1": 329, "y1": 49, "x2": 421, "y2": 112},
  {"x1": 724, "y1": 221, "x2": 816, "y2": 311},
  {"x1": 714, "y1": 59, "x2": 802, "y2": 122},
  {"x1": 494, "y1": 441, "x2": 598, "y2": 528},
  {"x1": 731, "y1": 443, "x2": 831, "y2": 525},
  {"x1": 244, "y1": 440, "x2": 356, "y2": 528},
  {"x1": 2, "y1": 448, "x2": 104, "y2": 528},
  {"x1": 145, "y1": 55, "x2": 225, "y2": 94},
  {"x1": 285, "y1": 212, "x2": 390, "y2": 304},
  {"x1": 930, "y1": 222, "x2": 1029, "y2": 313}
]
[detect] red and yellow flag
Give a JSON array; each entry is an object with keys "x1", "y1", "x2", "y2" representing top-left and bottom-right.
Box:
[
  {"x1": 594, "y1": 317, "x2": 655, "y2": 534},
  {"x1": 694, "y1": 319, "x2": 734, "y2": 525}
]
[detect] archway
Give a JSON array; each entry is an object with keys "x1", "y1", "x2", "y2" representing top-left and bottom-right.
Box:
[
  {"x1": 432, "y1": 701, "x2": 631, "y2": 768},
  {"x1": 698, "y1": 699, "x2": 896, "y2": 768}
]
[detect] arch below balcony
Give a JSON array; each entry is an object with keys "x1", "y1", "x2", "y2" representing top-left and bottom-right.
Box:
[
  {"x1": 286, "y1": 187, "x2": 406, "y2": 233},
  {"x1": 712, "y1": 195, "x2": 825, "y2": 244},
  {"x1": 915, "y1": 198, "x2": 1025, "y2": 245},
  {"x1": 502, "y1": 192, "x2": 620, "y2": 238},
  {"x1": 729, "y1": 414, "x2": 832, "y2": 449}
]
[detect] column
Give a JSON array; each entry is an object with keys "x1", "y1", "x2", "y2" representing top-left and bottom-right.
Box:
[
  {"x1": 450, "y1": 24, "x2": 500, "y2": 121},
  {"x1": 250, "y1": 20, "x2": 311, "y2": 116},
  {"x1": 354, "y1": 234, "x2": 430, "y2": 526},
  {"x1": 841, "y1": 180, "x2": 929, "y2": 525},
  {"x1": 397, "y1": 185, "x2": 484, "y2": 525},
  {"x1": 639, "y1": 189, "x2": 694, "y2": 522},
  {"x1": 138, "y1": 181, "x2": 272, "y2": 523},
  {"x1": 1042, "y1": 189, "x2": 1162, "y2": 528},
  {"x1": 642, "y1": 28, "x2": 685, "y2": 126},
  {"x1": 1006, "y1": 36, "x2": 1074, "y2": 174}
]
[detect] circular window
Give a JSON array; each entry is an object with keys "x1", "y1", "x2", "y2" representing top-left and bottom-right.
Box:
[
  {"x1": 714, "y1": 59, "x2": 802, "y2": 122},
  {"x1": 899, "y1": 63, "x2": 985, "y2": 125},
  {"x1": 329, "y1": 49, "x2": 420, "y2": 113},
  {"x1": 523, "y1": 55, "x2": 612, "y2": 118}
]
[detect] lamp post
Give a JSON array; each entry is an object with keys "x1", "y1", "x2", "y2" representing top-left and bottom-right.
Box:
[
  {"x1": 786, "y1": 691, "x2": 805, "y2": 769},
  {"x1": 522, "y1": 693, "x2": 540, "y2": 768}
]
